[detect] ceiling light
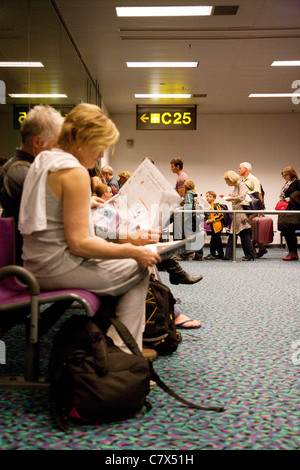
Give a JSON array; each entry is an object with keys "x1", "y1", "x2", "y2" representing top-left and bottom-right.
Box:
[
  {"x1": 116, "y1": 6, "x2": 213, "y2": 17},
  {"x1": 0, "y1": 62, "x2": 44, "y2": 67},
  {"x1": 135, "y1": 93, "x2": 191, "y2": 98},
  {"x1": 127, "y1": 62, "x2": 198, "y2": 68},
  {"x1": 9, "y1": 93, "x2": 67, "y2": 98},
  {"x1": 271, "y1": 61, "x2": 300, "y2": 66},
  {"x1": 249, "y1": 93, "x2": 300, "y2": 98}
]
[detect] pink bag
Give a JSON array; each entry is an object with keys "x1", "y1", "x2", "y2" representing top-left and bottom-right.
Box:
[{"x1": 275, "y1": 200, "x2": 289, "y2": 211}]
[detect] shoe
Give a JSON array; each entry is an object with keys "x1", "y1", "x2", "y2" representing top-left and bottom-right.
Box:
[
  {"x1": 193, "y1": 255, "x2": 203, "y2": 261},
  {"x1": 242, "y1": 257, "x2": 255, "y2": 261},
  {"x1": 256, "y1": 248, "x2": 268, "y2": 258},
  {"x1": 165, "y1": 258, "x2": 203, "y2": 285},
  {"x1": 176, "y1": 320, "x2": 201, "y2": 330},
  {"x1": 283, "y1": 254, "x2": 299, "y2": 261},
  {"x1": 204, "y1": 254, "x2": 216, "y2": 260},
  {"x1": 169, "y1": 270, "x2": 203, "y2": 285},
  {"x1": 142, "y1": 347, "x2": 158, "y2": 362}
]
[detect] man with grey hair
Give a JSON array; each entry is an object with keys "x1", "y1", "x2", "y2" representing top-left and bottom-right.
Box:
[
  {"x1": 101, "y1": 165, "x2": 119, "y2": 194},
  {"x1": 0, "y1": 105, "x2": 64, "y2": 264},
  {"x1": 238, "y1": 161, "x2": 267, "y2": 258}
]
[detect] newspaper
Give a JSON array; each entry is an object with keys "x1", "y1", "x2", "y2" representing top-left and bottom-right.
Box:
[
  {"x1": 94, "y1": 158, "x2": 182, "y2": 235},
  {"x1": 92, "y1": 158, "x2": 206, "y2": 252},
  {"x1": 146, "y1": 231, "x2": 205, "y2": 261}
]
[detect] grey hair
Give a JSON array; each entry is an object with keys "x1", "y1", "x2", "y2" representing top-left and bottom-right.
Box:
[
  {"x1": 239, "y1": 162, "x2": 252, "y2": 172},
  {"x1": 21, "y1": 105, "x2": 64, "y2": 147},
  {"x1": 101, "y1": 165, "x2": 114, "y2": 175}
]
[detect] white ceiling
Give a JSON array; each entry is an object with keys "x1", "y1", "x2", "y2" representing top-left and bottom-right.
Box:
[{"x1": 1, "y1": 0, "x2": 300, "y2": 115}]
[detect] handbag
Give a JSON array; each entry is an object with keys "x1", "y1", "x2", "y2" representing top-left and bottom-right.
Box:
[{"x1": 275, "y1": 200, "x2": 289, "y2": 211}]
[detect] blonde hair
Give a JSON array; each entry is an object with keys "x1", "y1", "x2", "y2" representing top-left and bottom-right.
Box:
[
  {"x1": 118, "y1": 171, "x2": 131, "y2": 180},
  {"x1": 184, "y1": 179, "x2": 195, "y2": 191},
  {"x1": 58, "y1": 103, "x2": 119, "y2": 152},
  {"x1": 223, "y1": 170, "x2": 239, "y2": 184}
]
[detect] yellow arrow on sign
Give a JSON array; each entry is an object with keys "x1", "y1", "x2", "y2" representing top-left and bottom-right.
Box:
[{"x1": 140, "y1": 113, "x2": 149, "y2": 123}]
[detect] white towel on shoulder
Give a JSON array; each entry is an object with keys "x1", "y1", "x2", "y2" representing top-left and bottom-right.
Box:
[{"x1": 18, "y1": 148, "x2": 84, "y2": 235}]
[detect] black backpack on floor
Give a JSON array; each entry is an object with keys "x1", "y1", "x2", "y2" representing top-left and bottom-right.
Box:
[
  {"x1": 49, "y1": 314, "x2": 224, "y2": 431},
  {"x1": 49, "y1": 315, "x2": 151, "y2": 430},
  {"x1": 143, "y1": 274, "x2": 182, "y2": 355}
]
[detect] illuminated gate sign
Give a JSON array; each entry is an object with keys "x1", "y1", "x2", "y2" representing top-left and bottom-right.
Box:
[
  {"x1": 136, "y1": 105, "x2": 197, "y2": 130},
  {"x1": 13, "y1": 104, "x2": 74, "y2": 129}
]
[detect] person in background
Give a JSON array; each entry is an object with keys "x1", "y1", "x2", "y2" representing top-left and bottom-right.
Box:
[
  {"x1": 93, "y1": 182, "x2": 113, "y2": 202},
  {"x1": 118, "y1": 171, "x2": 131, "y2": 188},
  {"x1": 238, "y1": 161, "x2": 267, "y2": 258},
  {"x1": 278, "y1": 166, "x2": 300, "y2": 261},
  {"x1": 0, "y1": 105, "x2": 64, "y2": 265},
  {"x1": 220, "y1": 170, "x2": 256, "y2": 261},
  {"x1": 170, "y1": 157, "x2": 189, "y2": 198},
  {"x1": 204, "y1": 190, "x2": 225, "y2": 260},
  {"x1": 101, "y1": 165, "x2": 119, "y2": 194},
  {"x1": 18, "y1": 103, "x2": 161, "y2": 351}
]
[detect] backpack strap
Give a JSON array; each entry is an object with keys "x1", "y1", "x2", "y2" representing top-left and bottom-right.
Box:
[
  {"x1": 110, "y1": 318, "x2": 144, "y2": 358},
  {"x1": 149, "y1": 362, "x2": 224, "y2": 413}
]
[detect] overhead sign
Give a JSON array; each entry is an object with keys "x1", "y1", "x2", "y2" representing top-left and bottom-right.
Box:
[
  {"x1": 136, "y1": 105, "x2": 197, "y2": 130},
  {"x1": 13, "y1": 104, "x2": 74, "y2": 129}
]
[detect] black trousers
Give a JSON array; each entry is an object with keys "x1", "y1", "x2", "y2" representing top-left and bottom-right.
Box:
[
  {"x1": 282, "y1": 228, "x2": 298, "y2": 254},
  {"x1": 210, "y1": 228, "x2": 224, "y2": 258},
  {"x1": 225, "y1": 229, "x2": 256, "y2": 260}
]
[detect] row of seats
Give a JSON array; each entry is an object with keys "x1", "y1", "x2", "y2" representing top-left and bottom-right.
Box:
[{"x1": 0, "y1": 217, "x2": 101, "y2": 388}]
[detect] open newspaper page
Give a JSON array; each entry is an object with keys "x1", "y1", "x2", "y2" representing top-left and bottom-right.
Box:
[{"x1": 92, "y1": 158, "x2": 206, "y2": 255}]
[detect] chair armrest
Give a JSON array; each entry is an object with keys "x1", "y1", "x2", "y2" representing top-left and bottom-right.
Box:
[{"x1": 0, "y1": 265, "x2": 40, "y2": 296}]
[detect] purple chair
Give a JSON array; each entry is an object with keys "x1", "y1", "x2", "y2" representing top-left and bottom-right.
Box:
[{"x1": 0, "y1": 218, "x2": 101, "y2": 388}]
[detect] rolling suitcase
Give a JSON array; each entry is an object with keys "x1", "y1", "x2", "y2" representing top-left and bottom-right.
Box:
[{"x1": 252, "y1": 217, "x2": 273, "y2": 244}]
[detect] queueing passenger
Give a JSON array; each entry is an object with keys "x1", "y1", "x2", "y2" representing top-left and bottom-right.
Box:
[
  {"x1": 101, "y1": 165, "x2": 120, "y2": 194},
  {"x1": 278, "y1": 166, "x2": 300, "y2": 261},
  {"x1": 204, "y1": 191, "x2": 225, "y2": 260},
  {"x1": 18, "y1": 103, "x2": 161, "y2": 351},
  {"x1": 220, "y1": 170, "x2": 256, "y2": 261}
]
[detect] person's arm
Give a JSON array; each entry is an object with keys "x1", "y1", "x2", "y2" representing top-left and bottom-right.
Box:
[
  {"x1": 50, "y1": 167, "x2": 161, "y2": 268},
  {"x1": 177, "y1": 186, "x2": 185, "y2": 198}
]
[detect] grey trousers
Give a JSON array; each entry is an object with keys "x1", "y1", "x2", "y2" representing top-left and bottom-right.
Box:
[{"x1": 37, "y1": 258, "x2": 150, "y2": 351}]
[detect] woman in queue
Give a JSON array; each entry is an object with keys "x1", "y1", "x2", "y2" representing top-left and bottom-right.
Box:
[
  {"x1": 18, "y1": 103, "x2": 161, "y2": 350},
  {"x1": 220, "y1": 170, "x2": 256, "y2": 261},
  {"x1": 278, "y1": 166, "x2": 300, "y2": 261}
]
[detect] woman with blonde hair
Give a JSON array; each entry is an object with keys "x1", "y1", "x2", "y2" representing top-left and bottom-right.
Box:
[
  {"x1": 220, "y1": 170, "x2": 255, "y2": 261},
  {"x1": 19, "y1": 103, "x2": 161, "y2": 350}
]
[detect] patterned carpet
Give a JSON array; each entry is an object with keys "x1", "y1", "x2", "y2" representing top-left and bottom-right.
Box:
[{"x1": 0, "y1": 247, "x2": 299, "y2": 450}]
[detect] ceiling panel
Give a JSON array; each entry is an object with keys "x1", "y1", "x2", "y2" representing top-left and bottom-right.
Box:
[{"x1": 1, "y1": 0, "x2": 300, "y2": 114}]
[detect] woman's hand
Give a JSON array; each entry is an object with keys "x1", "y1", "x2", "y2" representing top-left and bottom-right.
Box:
[
  {"x1": 284, "y1": 197, "x2": 291, "y2": 203},
  {"x1": 132, "y1": 246, "x2": 161, "y2": 268},
  {"x1": 127, "y1": 228, "x2": 161, "y2": 246},
  {"x1": 91, "y1": 195, "x2": 105, "y2": 209}
]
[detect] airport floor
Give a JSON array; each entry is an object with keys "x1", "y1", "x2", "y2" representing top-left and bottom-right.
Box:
[{"x1": 0, "y1": 246, "x2": 299, "y2": 451}]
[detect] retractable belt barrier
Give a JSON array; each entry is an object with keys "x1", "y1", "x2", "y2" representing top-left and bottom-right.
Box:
[{"x1": 179, "y1": 209, "x2": 300, "y2": 262}]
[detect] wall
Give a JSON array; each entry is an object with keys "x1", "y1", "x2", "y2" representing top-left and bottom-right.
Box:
[{"x1": 110, "y1": 112, "x2": 300, "y2": 244}]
